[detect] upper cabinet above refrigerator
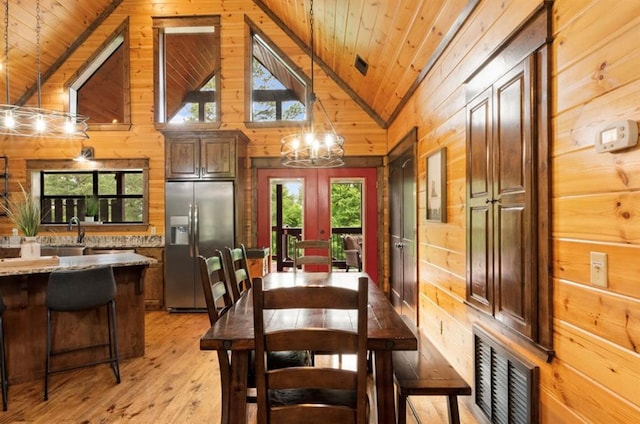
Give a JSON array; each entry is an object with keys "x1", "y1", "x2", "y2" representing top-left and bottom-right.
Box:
[{"x1": 165, "y1": 130, "x2": 248, "y2": 180}]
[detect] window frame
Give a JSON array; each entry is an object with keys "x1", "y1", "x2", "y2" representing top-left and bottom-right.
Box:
[
  {"x1": 26, "y1": 159, "x2": 149, "y2": 232},
  {"x1": 153, "y1": 16, "x2": 221, "y2": 130},
  {"x1": 65, "y1": 18, "x2": 131, "y2": 131},
  {"x1": 245, "y1": 18, "x2": 311, "y2": 128}
]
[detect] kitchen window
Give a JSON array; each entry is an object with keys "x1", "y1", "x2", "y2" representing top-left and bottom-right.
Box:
[{"x1": 26, "y1": 159, "x2": 149, "y2": 228}]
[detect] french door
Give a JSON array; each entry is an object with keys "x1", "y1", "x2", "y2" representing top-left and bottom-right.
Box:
[{"x1": 257, "y1": 167, "x2": 378, "y2": 283}]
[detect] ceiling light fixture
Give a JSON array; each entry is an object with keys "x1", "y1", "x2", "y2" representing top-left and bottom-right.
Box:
[
  {"x1": 280, "y1": 0, "x2": 344, "y2": 168},
  {"x1": 0, "y1": 0, "x2": 88, "y2": 139}
]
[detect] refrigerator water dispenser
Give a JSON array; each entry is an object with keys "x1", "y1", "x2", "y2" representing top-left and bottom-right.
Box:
[{"x1": 169, "y1": 216, "x2": 189, "y2": 245}]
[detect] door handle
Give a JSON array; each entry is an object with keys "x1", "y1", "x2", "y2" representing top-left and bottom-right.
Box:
[
  {"x1": 194, "y1": 203, "x2": 199, "y2": 257},
  {"x1": 188, "y1": 203, "x2": 194, "y2": 258}
]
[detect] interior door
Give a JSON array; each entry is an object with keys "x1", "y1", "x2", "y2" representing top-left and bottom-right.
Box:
[{"x1": 389, "y1": 130, "x2": 418, "y2": 323}]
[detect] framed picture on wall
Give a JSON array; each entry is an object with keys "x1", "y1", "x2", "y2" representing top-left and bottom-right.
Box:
[{"x1": 426, "y1": 148, "x2": 446, "y2": 222}]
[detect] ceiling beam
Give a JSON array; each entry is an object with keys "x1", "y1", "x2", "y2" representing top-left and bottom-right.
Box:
[{"x1": 16, "y1": 0, "x2": 125, "y2": 106}]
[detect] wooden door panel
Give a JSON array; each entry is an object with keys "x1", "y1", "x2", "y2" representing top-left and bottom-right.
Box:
[
  {"x1": 466, "y1": 89, "x2": 493, "y2": 312},
  {"x1": 468, "y1": 206, "x2": 491, "y2": 311},
  {"x1": 401, "y1": 157, "x2": 417, "y2": 319},
  {"x1": 493, "y1": 59, "x2": 535, "y2": 338},
  {"x1": 389, "y1": 161, "x2": 403, "y2": 310},
  {"x1": 468, "y1": 94, "x2": 491, "y2": 199},
  {"x1": 166, "y1": 136, "x2": 199, "y2": 179},
  {"x1": 201, "y1": 136, "x2": 235, "y2": 178}
]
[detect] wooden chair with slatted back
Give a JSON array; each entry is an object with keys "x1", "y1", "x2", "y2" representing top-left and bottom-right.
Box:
[
  {"x1": 293, "y1": 239, "x2": 332, "y2": 273},
  {"x1": 253, "y1": 276, "x2": 370, "y2": 424},
  {"x1": 223, "y1": 244, "x2": 252, "y2": 303},
  {"x1": 197, "y1": 252, "x2": 234, "y2": 424},
  {"x1": 217, "y1": 247, "x2": 311, "y2": 409}
]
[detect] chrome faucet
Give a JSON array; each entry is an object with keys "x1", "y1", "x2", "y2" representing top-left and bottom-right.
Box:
[{"x1": 68, "y1": 216, "x2": 85, "y2": 244}]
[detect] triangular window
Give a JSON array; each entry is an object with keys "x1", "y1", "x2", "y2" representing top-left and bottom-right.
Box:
[
  {"x1": 67, "y1": 20, "x2": 130, "y2": 129},
  {"x1": 250, "y1": 31, "x2": 307, "y2": 122}
]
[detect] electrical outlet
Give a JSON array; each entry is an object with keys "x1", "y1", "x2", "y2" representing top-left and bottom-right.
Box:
[{"x1": 590, "y1": 252, "x2": 608, "y2": 288}]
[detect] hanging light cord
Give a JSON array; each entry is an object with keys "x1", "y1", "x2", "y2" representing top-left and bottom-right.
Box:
[
  {"x1": 36, "y1": 0, "x2": 42, "y2": 109},
  {"x1": 3, "y1": 0, "x2": 9, "y2": 104},
  {"x1": 309, "y1": 0, "x2": 339, "y2": 136},
  {"x1": 309, "y1": 0, "x2": 316, "y2": 127}
]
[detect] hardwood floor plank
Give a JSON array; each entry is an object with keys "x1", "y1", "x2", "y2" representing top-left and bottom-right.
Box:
[{"x1": 1, "y1": 311, "x2": 476, "y2": 423}]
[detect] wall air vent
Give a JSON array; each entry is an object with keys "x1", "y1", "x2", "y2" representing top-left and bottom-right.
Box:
[
  {"x1": 354, "y1": 55, "x2": 368, "y2": 76},
  {"x1": 474, "y1": 326, "x2": 539, "y2": 424}
]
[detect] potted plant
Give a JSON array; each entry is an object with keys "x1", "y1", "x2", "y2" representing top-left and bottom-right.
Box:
[
  {"x1": 84, "y1": 195, "x2": 99, "y2": 222},
  {"x1": 1, "y1": 183, "x2": 41, "y2": 258}
]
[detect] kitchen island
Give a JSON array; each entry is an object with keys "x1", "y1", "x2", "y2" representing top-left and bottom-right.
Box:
[{"x1": 0, "y1": 252, "x2": 156, "y2": 384}]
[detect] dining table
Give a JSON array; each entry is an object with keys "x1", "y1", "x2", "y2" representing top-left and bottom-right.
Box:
[{"x1": 199, "y1": 271, "x2": 418, "y2": 424}]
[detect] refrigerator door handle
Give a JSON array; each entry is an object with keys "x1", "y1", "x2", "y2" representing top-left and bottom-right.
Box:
[
  {"x1": 194, "y1": 203, "x2": 200, "y2": 257},
  {"x1": 188, "y1": 203, "x2": 194, "y2": 257}
]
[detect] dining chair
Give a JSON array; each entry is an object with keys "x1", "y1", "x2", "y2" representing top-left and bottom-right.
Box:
[
  {"x1": 293, "y1": 239, "x2": 332, "y2": 273},
  {"x1": 44, "y1": 266, "x2": 120, "y2": 401},
  {"x1": 201, "y1": 251, "x2": 309, "y2": 422},
  {"x1": 252, "y1": 275, "x2": 369, "y2": 424},
  {"x1": 197, "y1": 252, "x2": 234, "y2": 424},
  {"x1": 223, "y1": 244, "x2": 252, "y2": 303}
]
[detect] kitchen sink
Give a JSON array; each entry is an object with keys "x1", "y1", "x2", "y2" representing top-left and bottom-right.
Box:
[
  {"x1": 40, "y1": 246, "x2": 86, "y2": 256},
  {"x1": 40, "y1": 246, "x2": 136, "y2": 257},
  {"x1": 85, "y1": 248, "x2": 135, "y2": 255}
]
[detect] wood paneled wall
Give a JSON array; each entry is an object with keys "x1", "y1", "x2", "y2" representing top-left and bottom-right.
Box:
[
  {"x1": 0, "y1": 0, "x2": 386, "y2": 238},
  {"x1": 1, "y1": 0, "x2": 638, "y2": 421},
  {"x1": 389, "y1": 0, "x2": 640, "y2": 422}
]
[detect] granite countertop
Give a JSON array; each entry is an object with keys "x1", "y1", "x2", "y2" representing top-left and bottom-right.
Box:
[
  {"x1": 0, "y1": 235, "x2": 164, "y2": 249},
  {"x1": 0, "y1": 252, "x2": 157, "y2": 277}
]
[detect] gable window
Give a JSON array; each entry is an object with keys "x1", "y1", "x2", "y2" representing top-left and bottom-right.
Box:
[
  {"x1": 67, "y1": 19, "x2": 130, "y2": 130},
  {"x1": 248, "y1": 26, "x2": 308, "y2": 124},
  {"x1": 153, "y1": 16, "x2": 221, "y2": 126}
]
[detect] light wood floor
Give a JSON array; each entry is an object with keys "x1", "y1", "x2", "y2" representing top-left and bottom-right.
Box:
[{"x1": 1, "y1": 311, "x2": 478, "y2": 423}]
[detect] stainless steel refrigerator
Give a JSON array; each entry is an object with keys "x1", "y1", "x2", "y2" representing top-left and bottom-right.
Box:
[{"x1": 165, "y1": 181, "x2": 235, "y2": 310}]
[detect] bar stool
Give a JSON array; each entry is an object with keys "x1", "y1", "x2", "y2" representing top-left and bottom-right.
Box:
[
  {"x1": 44, "y1": 266, "x2": 121, "y2": 400},
  {"x1": 0, "y1": 290, "x2": 7, "y2": 411}
]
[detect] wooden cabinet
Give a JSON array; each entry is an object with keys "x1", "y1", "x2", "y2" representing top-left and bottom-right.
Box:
[
  {"x1": 165, "y1": 131, "x2": 247, "y2": 180},
  {"x1": 464, "y1": 13, "x2": 551, "y2": 350},
  {"x1": 136, "y1": 247, "x2": 164, "y2": 310}
]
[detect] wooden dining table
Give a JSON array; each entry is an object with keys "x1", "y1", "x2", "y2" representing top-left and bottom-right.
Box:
[{"x1": 200, "y1": 271, "x2": 418, "y2": 424}]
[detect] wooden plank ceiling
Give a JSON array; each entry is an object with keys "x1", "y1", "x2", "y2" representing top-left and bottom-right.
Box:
[{"x1": 0, "y1": 0, "x2": 475, "y2": 128}]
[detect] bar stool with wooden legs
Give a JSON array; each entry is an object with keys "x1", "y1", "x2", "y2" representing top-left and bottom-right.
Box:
[
  {"x1": 44, "y1": 266, "x2": 121, "y2": 400},
  {"x1": 0, "y1": 290, "x2": 7, "y2": 411}
]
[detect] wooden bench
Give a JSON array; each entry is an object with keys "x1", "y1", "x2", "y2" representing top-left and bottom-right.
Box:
[{"x1": 392, "y1": 316, "x2": 472, "y2": 424}]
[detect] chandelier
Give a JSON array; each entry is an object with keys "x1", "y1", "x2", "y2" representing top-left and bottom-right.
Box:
[
  {"x1": 280, "y1": 0, "x2": 344, "y2": 168},
  {"x1": 0, "y1": 0, "x2": 88, "y2": 139}
]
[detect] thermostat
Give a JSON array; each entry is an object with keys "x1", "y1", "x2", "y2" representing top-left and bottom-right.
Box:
[{"x1": 595, "y1": 120, "x2": 638, "y2": 153}]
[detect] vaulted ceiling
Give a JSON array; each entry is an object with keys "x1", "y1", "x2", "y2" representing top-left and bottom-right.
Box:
[{"x1": 0, "y1": 0, "x2": 475, "y2": 128}]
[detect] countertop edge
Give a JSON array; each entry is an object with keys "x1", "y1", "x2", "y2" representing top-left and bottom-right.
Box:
[{"x1": 0, "y1": 252, "x2": 157, "y2": 277}]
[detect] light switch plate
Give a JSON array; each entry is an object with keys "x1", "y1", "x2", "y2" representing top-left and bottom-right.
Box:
[{"x1": 590, "y1": 252, "x2": 608, "y2": 288}]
